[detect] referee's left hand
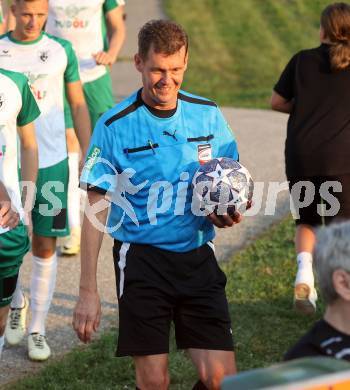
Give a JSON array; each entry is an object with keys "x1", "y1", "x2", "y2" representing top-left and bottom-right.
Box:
[
  {"x1": 207, "y1": 210, "x2": 242, "y2": 228},
  {"x1": 73, "y1": 289, "x2": 101, "y2": 343}
]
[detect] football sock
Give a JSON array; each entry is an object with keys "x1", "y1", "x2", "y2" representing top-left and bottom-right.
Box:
[
  {"x1": 67, "y1": 152, "x2": 80, "y2": 229},
  {"x1": 10, "y1": 279, "x2": 25, "y2": 308},
  {"x1": 295, "y1": 251, "x2": 314, "y2": 287},
  {"x1": 29, "y1": 253, "x2": 57, "y2": 335},
  {"x1": 0, "y1": 335, "x2": 4, "y2": 359},
  {"x1": 192, "y1": 380, "x2": 209, "y2": 390}
]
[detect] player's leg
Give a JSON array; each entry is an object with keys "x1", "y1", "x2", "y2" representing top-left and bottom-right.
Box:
[
  {"x1": 188, "y1": 349, "x2": 236, "y2": 390},
  {"x1": 173, "y1": 243, "x2": 235, "y2": 390},
  {"x1": 294, "y1": 224, "x2": 317, "y2": 314},
  {"x1": 5, "y1": 278, "x2": 28, "y2": 346},
  {"x1": 3, "y1": 224, "x2": 30, "y2": 346},
  {"x1": 61, "y1": 97, "x2": 81, "y2": 256},
  {"x1": 60, "y1": 127, "x2": 81, "y2": 256},
  {"x1": 289, "y1": 177, "x2": 320, "y2": 314},
  {"x1": 28, "y1": 234, "x2": 57, "y2": 360},
  {"x1": 0, "y1": 305, "x2": 9, "y2": 358},
  {"x1": 28, "y1": 159, "x2": 69, "y2": 360},
  {"x1": 295, "y1": 173, "x2": 350, "y2": 313},
  {"x1": 134, "y1": 354, "x2": 170, "y2": 390},
  {"x1": 0, "y1": 271, "x2": 21, "y2": 358},
  {"x1": 83, "y1": 71, "x2": 115, "y2": 130}
]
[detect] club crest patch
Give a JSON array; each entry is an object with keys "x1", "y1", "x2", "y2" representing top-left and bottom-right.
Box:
[
  {"x1": 38, "y1": 50, "x2": 50, "y2": 63},
  {"x1": 198, "y1": 144, "x2": 212, "y2": 165}
]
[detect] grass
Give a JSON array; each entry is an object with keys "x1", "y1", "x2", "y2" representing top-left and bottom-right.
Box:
[
  {"x1": 8, "y1": 217, "x2": 323, "y2": 389},
  {"x1": 164, "y1": 0, "x2": 331, "y2": 108}
]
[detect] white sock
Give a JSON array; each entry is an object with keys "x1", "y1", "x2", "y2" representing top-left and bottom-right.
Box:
[
  {"x1": 67, "y1": 152, "x2": 80, "y2": 229},
  {"x1": 295, "y1": 251, "x2": 314, "y2": 287},
  {"x1": 80, "y1": 188, "x2": 87, "y2": 210},
  {"x1": 0, "y1": 335, "x2": 4, "y2": 359},
  {"x1": 10, "y1": 279, "x2": 25, "y2": 308},
  {"x1": 29, "y1": 254, "x2": 57, "y2": 335}
]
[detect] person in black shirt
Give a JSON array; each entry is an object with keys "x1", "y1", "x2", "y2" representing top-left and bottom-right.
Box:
[
  {"x1": 285, "y1": 221, "x2": 350, "y2": 361},
  {"x1": 271, "y1": 2, "x2": 350, "y2": 315}
]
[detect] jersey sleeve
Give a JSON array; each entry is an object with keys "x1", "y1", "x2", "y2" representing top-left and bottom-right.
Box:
[
  {"x1": 103, "y1": 0, "x2": 119, "y2": 13},
  {"x1": 63, "y1": 41, "x2": 80, "y2": 83},
  {"x1": 50, "y1": 35, "x2": 80, "y2": 83},
  {"x1": 215, "y1": 109, "x2": 239, "y2": 161},
  {"x1": 274, "y1": 53, "x2": 298, "y2": 100},
  {"x1": 80, "y1": 119, "x2": 117, "y2": 194},
  {"x1": 12, "y1": 73, "x2": 41, "y2": 127}
]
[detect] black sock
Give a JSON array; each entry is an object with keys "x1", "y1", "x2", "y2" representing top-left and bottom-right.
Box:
[{"x1": 192, "y1": 380, "x2": 208, "y2": 390}]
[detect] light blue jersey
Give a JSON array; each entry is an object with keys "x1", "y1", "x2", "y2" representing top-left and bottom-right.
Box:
[{"x1": 81, "y1": 89, "x2": 238, "y2": 252}]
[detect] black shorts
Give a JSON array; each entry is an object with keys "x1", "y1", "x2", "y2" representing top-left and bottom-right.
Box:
[
  {"x1": 113, "y1": 240, "x2": 234, "y2": 357},
  {"x1": 0, "y1": 269, "x2": 19, "y2": 307},
  {"x1": 288, "y1": 174, "x2": 350, "y2": 226}
]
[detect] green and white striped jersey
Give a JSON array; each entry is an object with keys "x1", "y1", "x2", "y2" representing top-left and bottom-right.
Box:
[
  {"x1": 0, "y1": 32, "x2": 80, "y2": 168},
  {"x1": 46, "y1": 0, "x2": 120, "y2": 83},
  {"x1": 0, "y1": 68, "x2": 40, "y2": 234}
]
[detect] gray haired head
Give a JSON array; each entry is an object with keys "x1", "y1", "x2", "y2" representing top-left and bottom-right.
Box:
[{"x1": 315, "y1": 221, "x2": 350, "y2": 304}]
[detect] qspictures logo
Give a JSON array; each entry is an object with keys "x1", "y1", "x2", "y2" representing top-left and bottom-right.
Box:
[
  {"x1": 54, "y1": 6, "x2": 89, "y2": 29},
  {"x1": 79, "y1": 156, "x2": 344, "y2": 234}
]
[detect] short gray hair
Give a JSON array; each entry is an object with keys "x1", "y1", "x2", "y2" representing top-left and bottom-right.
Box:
[
  {"x1": 315, "y1": 221, "x2": 350, "y2": 304},
  {"x1": 138, "y1": 20, "x2": 188, "y2": 60}
]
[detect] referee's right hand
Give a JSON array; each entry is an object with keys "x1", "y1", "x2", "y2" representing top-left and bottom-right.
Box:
[
  {"x1": 73, "y1": 288, "x2": 101, "y2": 343},
  {"x1": 207, "y1": 210, "x2": 242, "y2": 228}
]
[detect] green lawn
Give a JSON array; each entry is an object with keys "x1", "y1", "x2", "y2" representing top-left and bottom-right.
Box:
[
  {"x1": 164, "y1": 0, "x2": 330, "y2": 107},
  {"x1": 8, "y1": 217, "x2": 323, "y2": 389}
]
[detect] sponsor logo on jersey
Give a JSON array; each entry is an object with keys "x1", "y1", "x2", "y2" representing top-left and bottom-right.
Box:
[
  {"x1": 38, "y1": 50, "x2": 49, "y2": 63},
  {"x1": 0, "y1": 145, "x2": 6, "y2": 157},
  {"x1": 54, "y1": 5, "x2": 89, "y2": 29},
  {"x1": 25, "y1": 72, "x2": 48, "y2": 101},
  {"x1": 85, "y1": 146, "x2": 101, "y2": 171},
  {"x1": 0, "y1": 93, "x2": 5, "y2": 111},
  {"x1": 163, "y1": 129, "x2": 178, "y2": 141}
]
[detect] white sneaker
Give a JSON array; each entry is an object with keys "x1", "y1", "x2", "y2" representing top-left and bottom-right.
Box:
[
  {"x1": 28, "y1": 333, "x2": 51, "y2": 361},
  {"x1": 294, "y1": 283, "x2": 318, "y2": 315},
  {"x1": 5, "y1": 295, "x2": 28, "y2": 345},
  {"x1": 60, "y1": 226, "x2": 81, "y2": 255}
]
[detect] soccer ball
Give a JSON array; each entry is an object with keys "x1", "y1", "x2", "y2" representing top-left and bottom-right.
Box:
[{"x1": 192, "y1": 157, "x2": 254, "y2": 215}]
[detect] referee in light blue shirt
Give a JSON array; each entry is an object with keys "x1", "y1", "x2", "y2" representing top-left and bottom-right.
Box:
[{"x1": 75, "y1": 19, "x2": 241, "y2": 390}]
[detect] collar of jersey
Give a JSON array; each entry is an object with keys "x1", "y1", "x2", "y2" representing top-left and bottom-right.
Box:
[
  {"x1": 138, "y1": 89, "x2": 181, "y2": 122},
  {"x1": 7, "y1": 31, "x2": 44, "y2": 45}
]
